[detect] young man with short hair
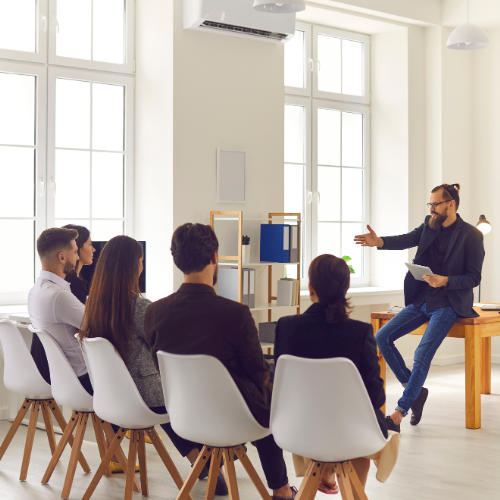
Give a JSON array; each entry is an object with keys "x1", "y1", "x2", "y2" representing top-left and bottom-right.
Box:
[
  {"x1": 355, "y1": 184, "x2": 484, "y2": 431},
  {"x1": 145, "y1": 223, "x2": 296, "y2": 500},
  {"x1": 28, "y1": 227, "x2": 92, "y2": 392}
]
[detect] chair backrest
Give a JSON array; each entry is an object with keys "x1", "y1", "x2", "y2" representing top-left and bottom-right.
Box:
[
  {"x1": 270, "y1": 355, "x2": 388, "y2": 463},
  {"x1": 31, "y1": 328, "x2": 93, "y2": 411},
  {"x1": 157, "y1": 351, "x2": 270, "y2": 447},
  {"x1": 82, "y1": 337, "x2": 164, "y2": 428},
  {"x1": 0, "y1": 320, "x2": 52, "y2": 399}
]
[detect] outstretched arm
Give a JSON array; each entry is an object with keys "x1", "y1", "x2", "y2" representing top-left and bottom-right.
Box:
[{"x1": 354, "y1": 225, "x2": 385, "y2": 248}]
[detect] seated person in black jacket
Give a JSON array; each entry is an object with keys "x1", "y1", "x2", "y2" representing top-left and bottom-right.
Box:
[{"x1": 275, "y1": 254, "x2": 387, "y2": 495}]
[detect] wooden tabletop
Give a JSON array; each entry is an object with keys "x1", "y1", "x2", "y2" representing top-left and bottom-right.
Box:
[{"x1": 372, "y1": 306, "x2": 500, "y2": 325}]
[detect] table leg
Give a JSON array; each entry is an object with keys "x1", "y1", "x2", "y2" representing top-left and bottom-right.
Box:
[
  {"x1": 481, "y1": 337, "x2": 491, "y2": 395},
  {"x1": 465, "y1": 325, "x2": 481, "y2": 429},
  {"x1": 372, "y1": 318, "x2": 386, "y2": 415}
]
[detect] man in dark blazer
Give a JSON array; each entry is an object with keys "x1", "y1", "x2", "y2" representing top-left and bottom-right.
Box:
[
  {"x1": 144, "y1": 223, "x2": 296, "y2": 500},
  {"x1": 355, "y1": 184, "x2": 484, "y2": 431}
]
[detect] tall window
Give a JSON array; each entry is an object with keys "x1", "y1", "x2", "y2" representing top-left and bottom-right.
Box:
[
  {"x1": 285, "y1": 23, "x2": 370, "y2": 286},
  {"x1": 0, "y1": 0, "x2": 134, "y2": 303}
]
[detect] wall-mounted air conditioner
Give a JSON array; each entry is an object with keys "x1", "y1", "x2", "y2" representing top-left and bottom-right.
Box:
[{"x1": 184, "y1": 0, "x2": 296, "y2": 43}]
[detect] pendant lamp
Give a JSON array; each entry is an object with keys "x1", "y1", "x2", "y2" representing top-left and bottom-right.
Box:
[
  {"x1": 447, "y1": 0, "x2": 490, "y2": 50},
  {"x1": 253, "y1": 0, "x2": 306, "y2": 14},
  {"x1": 476, "y1": 215, "x2": 492, "y2": 235}
]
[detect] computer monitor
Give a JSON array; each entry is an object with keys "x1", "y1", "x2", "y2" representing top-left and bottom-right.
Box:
[{"x1": 80, "y1": 241, "x2": 146, "y2": 293}]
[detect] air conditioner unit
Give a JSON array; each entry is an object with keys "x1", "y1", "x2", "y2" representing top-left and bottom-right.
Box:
[{"x1": 184, "y1": 0, "x2": 296, "y2": 43}]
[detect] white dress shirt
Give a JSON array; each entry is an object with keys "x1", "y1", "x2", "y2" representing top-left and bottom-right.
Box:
[{"x1": 28, "y1": 271, "x2": 87, "y2": 377}]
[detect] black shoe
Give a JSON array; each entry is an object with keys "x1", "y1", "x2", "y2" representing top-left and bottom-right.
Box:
[
  {"x1": 385, "y1": 415, "x2": 400, "y2": 433},
  {"x1": 271, "y1": 485, "x2": 298, "y2": 500},
  {"x1": 410, "y1": 387, "x2": 429, "y2": 426},
  {"x1": 214, "y1": 470, "x2": 229, "y2": 496}
]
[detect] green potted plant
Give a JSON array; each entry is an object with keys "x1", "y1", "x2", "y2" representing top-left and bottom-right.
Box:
[
  {"x1": 242, "y1": 235, "x2": 251, "y2": 264},
  {"x1": 343, "y1": 255, "x2": 355, "y2": 274}
]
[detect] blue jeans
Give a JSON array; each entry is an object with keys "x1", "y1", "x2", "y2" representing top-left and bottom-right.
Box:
[{"x1": 375, "y1": 303, "x2": 459, "y2": 415}]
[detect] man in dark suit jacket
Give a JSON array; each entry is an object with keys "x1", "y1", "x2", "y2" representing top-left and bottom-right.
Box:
[
  {"x1": 355, "y1": 184, "x2": 484, "y2": 431},
  {"x1": 144, "y1": 223, "x2": 296, "y2": 500}
]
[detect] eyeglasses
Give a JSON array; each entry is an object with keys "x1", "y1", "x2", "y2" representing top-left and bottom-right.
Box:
[{"x1": 427, "y1": 201, "x2": 448, "y2": 209}]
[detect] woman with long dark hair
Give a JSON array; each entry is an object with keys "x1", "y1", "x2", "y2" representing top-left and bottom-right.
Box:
[{"x1": 274, "y1": 254, "x2": 390, "y2": 495}]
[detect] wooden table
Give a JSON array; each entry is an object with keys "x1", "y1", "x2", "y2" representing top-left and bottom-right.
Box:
[{"x1": 372, "y1": 307, "x2": 500, "y2": 429}]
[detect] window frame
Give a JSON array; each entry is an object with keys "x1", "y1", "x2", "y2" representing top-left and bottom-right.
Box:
[
  {"x1": 48, "y1": 0, "x2": 135, "y2": 74},
  {"x1": 285, "y1": 21, "x2": 312, "y2": 98},
  {"x1": 46, "y1": 66, "x2": 135, "y2": 237},
  {"x1": 0, "y1": 60, "x2": 47, "y2": 304},
  {"x1": 312, "y1": 25, "x2": 370, "y2": 105},
  {"x1": 0, "y1": 0, "x2": 48, "y2": 64}
]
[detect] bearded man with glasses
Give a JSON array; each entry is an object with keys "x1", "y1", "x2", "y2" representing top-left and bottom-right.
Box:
[{"x1": 354, "y1": 184, "x2": 484, "y2": 432}]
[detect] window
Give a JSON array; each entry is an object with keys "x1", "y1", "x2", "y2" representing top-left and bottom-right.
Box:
[
  {"x1": 285, "y1": 22, "x2": 370, "y2": 286},
  {"x1": 0, "y1": 1, "x2": 134, "y2": 303}
]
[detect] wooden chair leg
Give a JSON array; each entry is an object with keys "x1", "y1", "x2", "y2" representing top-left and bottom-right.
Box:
[
  {"x1": 125, "y1": 430, "x2": 139, "y2": 500},
  {"x1": 0, "y1": 399, "x2": 32, "y2": 461},
  {"x1": 91, "y1": 415, "x2": 111, "y2": 478},
  {"x1": 49, "y1": 402, "x2": 90, "y2": 472},
  {"x1": 205, "y1": 448, "x2": 223, "y2": 500},
  {"x1": 100, "y1": 421, "x2": 140, "y2": 492},
  {"x1": 343, "y1": 461, "x2": 368, "y2": 500},
  {"x1": 222, "y1": 448, "x2": 240, "y2": 500},
  {"x1": 82, "y1": 428, "x2": 127, "y2": 500},
  {"x1": 137, "y1": 430, "x2": 149, "y2": 497},
  {"x1": 20, "y1": 401, "x2": 41, "y2": 481},
  {"x1": 233, "y1": 444, "x2": 272, "y2": 500},
  {"x1": 61, "y1": 413, "x2": 89, "y2": 499},
  {"x1": 334, "y1": 463, "x2": 355, "y2": 500},
  {"x1": 295, "y1": 461, "x2": 327, "y2": 500},
  {"x1": 40, "y1": 401, "x2": 57, "y2": 455},
  {"x1": 176, "y1": 445, "x2": 211, "y2": 500},
  {"x1": 42, "y1": 411, "x2": 79, "y2": 484},
  {"x1": 149, "y1": 427, "x2": 187, "y2": 491}
]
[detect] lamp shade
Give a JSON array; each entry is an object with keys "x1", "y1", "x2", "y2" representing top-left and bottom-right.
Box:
[
  {"x1": 447, "y1": 24, "x2": 490, "y2": 50},
  {"x1": 253, "y1": 0, "x2": 306, "y2": 14},
  {"x1": 476, "y1": 215, "x2": 492, "y2": 235}
]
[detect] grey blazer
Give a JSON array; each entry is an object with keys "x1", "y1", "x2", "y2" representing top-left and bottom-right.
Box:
[{"x1": 125, "y1": 295, "x2": 164, "y2": 407}]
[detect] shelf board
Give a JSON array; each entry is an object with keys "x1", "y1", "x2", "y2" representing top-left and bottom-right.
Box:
[
  {"x1": 219, "y1": 261, "x2": 299, "y2": 267},
  {"x1": 250, "y1": 303, "x2": 299, "y2": 311}
]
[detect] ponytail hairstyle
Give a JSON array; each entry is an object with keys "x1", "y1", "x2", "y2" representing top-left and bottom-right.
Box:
[
  {"x1": 432, "y1": 183, "x2": 461, "y2": 209},
  {"x1": 309, "y1": 254, "x2": 352, "y2": 324}
]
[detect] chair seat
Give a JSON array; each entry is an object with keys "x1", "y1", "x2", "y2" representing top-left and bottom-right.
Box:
[
  {"x1": 22, "y1": 391, "x2": 54, "y2": 400},
  {"x1": 102, "y1": 407, "x2": 170, "y2": 430},
  {"x1": 189, "y1": 425, "x2": 271, "y2": 449}
]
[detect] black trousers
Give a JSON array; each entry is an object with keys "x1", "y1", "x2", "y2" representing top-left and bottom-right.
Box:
[{"x1": 31, "y1": 333, "x2": 51, "y2": 384}]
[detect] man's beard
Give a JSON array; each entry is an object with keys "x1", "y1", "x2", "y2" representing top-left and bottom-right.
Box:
[
  {"x1": 429, "y1": 211, "x2": 447, "y2": 229},
  {"x1": 63, "y1": 260, "x2": 76, "y2": 275},
  {"x1": 213, "y1": 264, "x2": 218, "y2": 286}
]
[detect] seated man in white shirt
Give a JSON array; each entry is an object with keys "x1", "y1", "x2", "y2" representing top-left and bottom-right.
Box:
[{"x1": 28, "y1": 227, "x2": 92, "y2": 394}]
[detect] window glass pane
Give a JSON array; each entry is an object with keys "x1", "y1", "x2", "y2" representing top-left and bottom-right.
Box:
[
  {"x1": 55, "y1": 150, "x2": 90, "y2": 218},
  {"x1": 91, "y1": 220, "x2": 123, "y2": 241},
  {"x1": 92, "y1": 83, "x2": 124, "y2": 151},
  {"x1": 285, "y1": 30, "x2": 304, "y2": 88},
  {"x1": 318, "y1": 222, "x2": 340, "y2": 257},
  {"x1": 56, "y1": 0, "x2": 92, "y2": 60},
  {"x1": 93, "y1": 0, "x2": 125, "y2": 64},
  {"x1": 318, "y1": 108, "x2": 340, "y2": 166},
  {"x1": 92, "y1": 152, "x2": 123, "y2": 218},
  {"x1": 284, "y1": 105, "x2": 305, "y2": 164},
  {"x1": 342, "y1": 39, "x2": 363, "y2": 96},
  {"x1": 0, "y1": 0, "x2": 36, "y2": 53},
  {"x1": 317, "y1": 35, "x2": 340, "y2": 94},
  {"x1": 284, "y1": 163, "x2": 304, "y2": 217},
  {"x1": 342, "y1": 112, "x2": 363, "y2": 167},
  {"x1": 318, "y1": 166, "x2": 340, "y2": 221},
  {"x1": 342, "y1": 223, "x2": 363, "y2": 276},
  {"x1": 0, "y1": 147, "x2": 35, "y2": 217},
  {"x1": 0, "y1": 73, "x2": 35, "y2": 146},
  {"x1": 56, "y1": 78, "x2": 91, "y2": 149},
  {"x1": 0, "y1": 219, "x2": 34, "y2": 290},
  {"x1": 342, "y1": 168, "x2": 363, "y2": 221}
]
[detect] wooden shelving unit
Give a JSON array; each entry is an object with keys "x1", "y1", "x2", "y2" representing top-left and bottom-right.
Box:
[{"x1": 209, "y1": 211, "x2": 302, "y2": 318}]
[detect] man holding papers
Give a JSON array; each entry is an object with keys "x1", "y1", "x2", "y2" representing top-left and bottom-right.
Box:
[{"x1": 354, "y1": 184, "x2": 484, "y2": 431}]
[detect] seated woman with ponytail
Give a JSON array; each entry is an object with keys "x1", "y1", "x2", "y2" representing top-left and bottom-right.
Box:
[{"x1": 275, "y1": 254, "x2": 397, "y2": 495}]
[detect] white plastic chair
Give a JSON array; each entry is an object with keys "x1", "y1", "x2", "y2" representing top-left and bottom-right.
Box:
[
  {"x1": 157, "y1": 351, "x2": 272, "y2": 500},
  {"x1": 270, "y1": 355, "x2": 390, "y2": 500},
  {"x1": 80, "y1": 337, "x2": 188, "y2": 500},
  {"x1": 0, "y1": 320, "x2": 81, "y2": 481},
  {"x1": 33, "y1": 328, "x2": 139, "y2": 499}
]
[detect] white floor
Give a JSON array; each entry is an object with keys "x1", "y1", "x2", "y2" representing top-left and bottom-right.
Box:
[{"x1": 0, "y1": 363, "x2": 499, "y2": 500}]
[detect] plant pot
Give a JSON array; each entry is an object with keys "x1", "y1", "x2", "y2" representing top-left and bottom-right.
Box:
[{"x1": 242, "y1": 244, "x2": 251, "y2": 264}]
